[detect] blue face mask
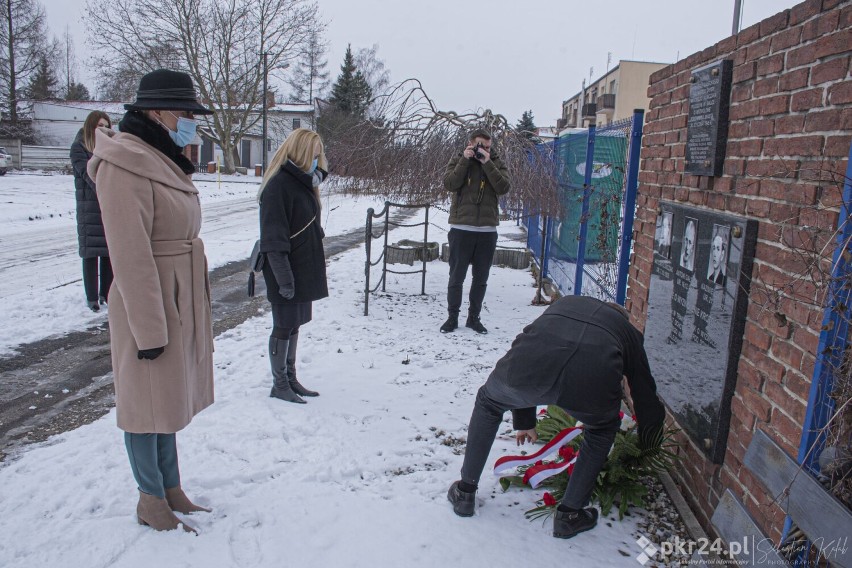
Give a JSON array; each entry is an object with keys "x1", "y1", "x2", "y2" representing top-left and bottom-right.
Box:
[
  {"x1": 308, "y1": 158, "x2": 318, "y2": 173},
  {"x1": 163, "y1": 112, "x2": 198, "y2": 147}
]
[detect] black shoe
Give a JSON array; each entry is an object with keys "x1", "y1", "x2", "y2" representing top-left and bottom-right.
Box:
[
  {"x1": 86, "y1": 300, "x2": 100, "y2": 312},
  {"x1": 440, "y1": 315, "x2": 458, "y2": 333},
  {"x1": 447, "y1": 481, "x2": 475, "y2": 517},
  {"x1": 289, "y1": 377, "x2": 319, "y2": 397},
  {"x1": 270, "y1": 385, "x2": 306, "y2": 403},
  {"x1": 465, "y1": 316, "x2": 488, "y2": 334},
  {"x1": 98, "y1": 295, "x2": 107, "y2": 305},
  {"x1": 553, "y1": 507, "x2": 598, "y2": 539}
]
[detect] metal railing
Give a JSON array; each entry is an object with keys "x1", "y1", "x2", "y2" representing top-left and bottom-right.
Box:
[{"x1": 364, "y1": 201, "x2": 431, "y2": 316}]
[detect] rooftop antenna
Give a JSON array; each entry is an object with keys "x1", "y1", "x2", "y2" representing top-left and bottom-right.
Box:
[
  {"x1": 606, "y1": 52, "x2": 612, "y2": 75},
  {"x1": 632, "y1": 25, "x2": 638, "y2": 58}
]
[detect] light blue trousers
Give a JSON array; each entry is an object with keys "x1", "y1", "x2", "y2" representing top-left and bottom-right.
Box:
[{"x1": 124, "y1": 432, "x2": 180, "y2": 498}]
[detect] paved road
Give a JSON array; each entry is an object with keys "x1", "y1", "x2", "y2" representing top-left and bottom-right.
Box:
[{"x1": 0, "y1": 209, "x2": 415, "y2": 462}]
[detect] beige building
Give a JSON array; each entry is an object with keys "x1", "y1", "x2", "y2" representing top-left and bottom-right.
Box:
[{"x1": 559, "y1": 60, "x2": 669, "y2": 130}]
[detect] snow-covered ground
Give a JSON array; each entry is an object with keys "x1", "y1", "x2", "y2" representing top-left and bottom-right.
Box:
[
  {"x1": 0, "y1": 171, "x2": 385, "y2": 355},
  {"x1": 0, "y1": 176, "x2": 648, "y2": 567}
]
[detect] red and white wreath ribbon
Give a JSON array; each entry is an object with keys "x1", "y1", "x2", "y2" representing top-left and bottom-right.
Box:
[{"x1": 492, "y1": 426, "x2": 583, "y2": 479}]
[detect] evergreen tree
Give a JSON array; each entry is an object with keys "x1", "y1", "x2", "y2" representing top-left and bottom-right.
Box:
[
  {"x1": 25, "y1": 54, "x2": 58, "y2": 100},
  {"x1": 515, "y1": 110, "x2": 537, "y2": 141},
  {"x1": 65, "y1": 82, "x2": 90, "y2": 100},
  {"x1": 328, "y1": 44, "x2": 372, "y2": 118}
]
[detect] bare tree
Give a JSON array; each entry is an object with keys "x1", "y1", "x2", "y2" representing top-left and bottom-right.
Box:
[
  {"x1": 84, "y1": 0, "x2": 320, "y2": 172},
  {"x1": 0, "y1": 0, "x2": 47, "y2": 125},
  {"x1": 286, "y1": 23, "x2": 329, "y2": 105},
  {"x1": 50, "y1": 26, "x2": 79, "y2": 98},
  {"x1": 354, "y1": 44, "x2": 390, "y2": 118},
  {"x1": 324, "y1": 78, "x2": 559, "y2": 221}
]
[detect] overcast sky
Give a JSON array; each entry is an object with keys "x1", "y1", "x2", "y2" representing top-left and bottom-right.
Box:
[{"x1": 44, "y1": 0, "x2": 797, "y2": 126}]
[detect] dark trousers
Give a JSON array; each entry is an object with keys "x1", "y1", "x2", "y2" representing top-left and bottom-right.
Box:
[
  {"x1": 446, "y1": 229, "x2": 498, "y2": 317},
  {"x1": 460, "y1": 382, "x2": 620, "y2": 509},
  {"x1": 124, "y1": 432, "x2": 180, "y2": 498},
  {"x1": 82, "y1": 257, "x2": 113, "y2": 302}
]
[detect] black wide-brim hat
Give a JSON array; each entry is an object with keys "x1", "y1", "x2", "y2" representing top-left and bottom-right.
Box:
[{"x1": 124, "y1": 69, "x2": 213, "y2": 115}]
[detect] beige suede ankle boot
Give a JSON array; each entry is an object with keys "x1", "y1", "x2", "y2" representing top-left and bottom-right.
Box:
[
  {"x1": 136, "y1": 490, "x2": 197, "y2": 534},
  {"x1": 165, "y1": 486, "x2": 212, "y2": 514}
]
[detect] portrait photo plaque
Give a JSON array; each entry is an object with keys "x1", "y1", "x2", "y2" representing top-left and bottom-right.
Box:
[{"x1": 645, "y1": 203, "x2": 757, "y2": 463}]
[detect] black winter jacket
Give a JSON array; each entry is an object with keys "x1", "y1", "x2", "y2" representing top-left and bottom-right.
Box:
[
  {"x1": 259, "y1": 160, "x2": 329, "y2": 304},
  {"x1": 70, "y1": 130, "x2": 109, "y2": 258},
  {"x1": 490, "y1": 296, "x2": 665, "y2": 443}
]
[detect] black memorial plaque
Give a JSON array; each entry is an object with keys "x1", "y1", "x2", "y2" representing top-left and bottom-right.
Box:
[
  {"x1": 685, "y1": 59, "x2": 733, "y2": 177},
  {"x1": 647, "y1": 203, "x2": 757, "y2": 463}
]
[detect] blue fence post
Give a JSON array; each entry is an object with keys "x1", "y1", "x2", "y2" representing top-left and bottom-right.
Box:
[
  {"x1": 615, "y1": 109, "x2": 645, "y2": 306},
  {"x1": 783, "y1": 140, "x2": 852, "y2": 550},
  {"x1": 574, "y1": 124, "x2": 597, "y2": 295},
  {"x1": 543, "y1": 216, "x2": 553, "y2": 279}
]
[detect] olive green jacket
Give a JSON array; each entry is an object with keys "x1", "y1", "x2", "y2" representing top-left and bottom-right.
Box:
[{"x1": 443, "y1": 152, "x2": 511, "y2": 227}]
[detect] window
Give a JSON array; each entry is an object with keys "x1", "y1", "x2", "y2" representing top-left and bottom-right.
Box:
[
  {"x1": 292, "y1": 118, "x2": 301, "y2": 129},
  {"x1": 610, "y1": 80, "x2": 616, "y2": 94}
]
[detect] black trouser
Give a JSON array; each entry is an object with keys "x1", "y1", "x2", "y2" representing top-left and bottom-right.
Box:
[
  {"x1": 460, "y1": 381, "x2": 621, "y2": 510},
  {"x1": 446, "y1": 229, "x2": 498, "y2": 317},
  {"x1": 82, "y1": 257, "x2": 113, "y2": 302}
]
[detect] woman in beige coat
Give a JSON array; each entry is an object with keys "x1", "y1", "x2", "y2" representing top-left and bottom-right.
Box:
[{"x1": 88, "y1": 69, "x2": 214, "y2": 533}]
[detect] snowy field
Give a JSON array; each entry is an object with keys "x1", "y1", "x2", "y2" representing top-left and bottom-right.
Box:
[
  {"x1": 0, "y1": 171, "x2": 386, "y2": 356},
  {"x1": 0, "y1": 176, "x2": 649, "y2": 567}
]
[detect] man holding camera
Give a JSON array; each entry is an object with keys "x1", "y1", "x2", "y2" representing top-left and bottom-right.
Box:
[{"x1": 441, "y1": 129, "x2": 511, "y2": 334}]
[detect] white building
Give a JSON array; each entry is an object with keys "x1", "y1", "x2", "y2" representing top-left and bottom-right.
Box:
[
  {"x1": 26, "y1": 101, "x2": 126, "y2": 146},
  {"x1": 17, "y1": 99, "x2": 314, "y2": 170}
]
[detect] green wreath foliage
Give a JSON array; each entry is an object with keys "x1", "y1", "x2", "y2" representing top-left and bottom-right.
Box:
[{"x1": 498, "y1": 405, "x2": 681, "y2": 521}]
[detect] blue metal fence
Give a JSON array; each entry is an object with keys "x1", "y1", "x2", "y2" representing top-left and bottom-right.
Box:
[{"x1": 523, "y1": 109, "x2": 644, "y2": 303}]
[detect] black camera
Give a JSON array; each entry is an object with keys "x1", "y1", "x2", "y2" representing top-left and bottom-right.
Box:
[{"x1": 473, "y1": 143, "x2": 485, "y2": 160}]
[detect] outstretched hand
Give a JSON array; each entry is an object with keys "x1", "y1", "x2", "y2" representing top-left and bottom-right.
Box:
[{"x1": 516, "y1": 429, "x2": 538, "y2": 446}]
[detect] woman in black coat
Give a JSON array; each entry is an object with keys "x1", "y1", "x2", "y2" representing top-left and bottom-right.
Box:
[
  {"x1": 70, "y1": 111, "x2": 113, "y2": 311},
  {"x1": 258, "y1": 128, "x2": 329, "y2": 404}
]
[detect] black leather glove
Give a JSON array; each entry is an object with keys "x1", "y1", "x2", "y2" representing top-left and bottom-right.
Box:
[
  {"x1": 137, "y1": 346, "x2": 165, "y2": 360},
  {"x1": 279, "y1": 276, "x2": 295, "y2": 300},
  {"x1": 268, "y1": 252, "x2": 295, "y2": 300}
]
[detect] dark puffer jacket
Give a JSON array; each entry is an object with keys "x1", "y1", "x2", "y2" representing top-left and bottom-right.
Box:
[
  {"x1": 443, "y1": 151, "x2": 511, "y2": 227},
  {"x1": 259, "y1": 160, "x2": 329, "y2": 304},
  {"x1": 70, "y1": 130, "x2": 109, "y2": 258}
]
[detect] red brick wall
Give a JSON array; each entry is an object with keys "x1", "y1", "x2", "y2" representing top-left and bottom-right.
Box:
[{"x1": 628, "y1": 0, "x2": 851, "y2": 542}]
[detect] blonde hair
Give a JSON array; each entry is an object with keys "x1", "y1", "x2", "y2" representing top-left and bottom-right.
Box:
[
  {"x1": 257, "y1": 128, "x2": 328, "y2": 201},
  {"x1": 82, "y1": 111, "x2": 111, "y2": 152}
]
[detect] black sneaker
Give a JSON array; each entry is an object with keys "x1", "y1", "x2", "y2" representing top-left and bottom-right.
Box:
[
  {"x1": 553, "y1": 507, "x2": 598, "y2": 539},
  {"x1": 440, "y1": 315, "x2": 458, "y2": 333},
  {"x1": 447, "y1": 481, "x2": 475, "y2": 517},
  {"x1": 465, "y1": 316, "x2": 488, "y2": 334},
  {"x1": 86, "y1": 300, "x2": 100, "y2": 312}
]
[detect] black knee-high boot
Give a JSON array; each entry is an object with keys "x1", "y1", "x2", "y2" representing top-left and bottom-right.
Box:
[
  {"x1": 269, "y1": 337, "x2": 305, "y2": 404},
  {"x1": 287, "y1": 330, "x2": 319, "y2": 397}
]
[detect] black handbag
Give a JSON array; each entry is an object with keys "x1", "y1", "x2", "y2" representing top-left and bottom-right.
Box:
[{"x1": 247, "y1": 239, "x2": 265, "y2": 297}]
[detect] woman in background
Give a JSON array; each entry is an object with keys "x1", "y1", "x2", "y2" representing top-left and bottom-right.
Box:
[
  {"x1": 70, "y1": 111, "x2": 113, "y2": 311},
  {"x1": 257, "y1": 128, "x2": 328, "y2": 404}
]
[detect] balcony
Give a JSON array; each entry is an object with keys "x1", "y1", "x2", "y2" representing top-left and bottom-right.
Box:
[
  {"x1": 581, "y1": 103, "x2": 597, "y2": 117},
  {"x1": 597, "y1": 93, "x2": 616, "y2": 115},
  {"x1": 556, "y1": 118, "x2": 568, "y2": 129}
]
